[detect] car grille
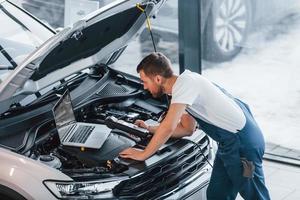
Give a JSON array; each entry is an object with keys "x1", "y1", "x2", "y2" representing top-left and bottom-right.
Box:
[{"x1": 113, "y1": 133, "x2": 210, "y2": 200}]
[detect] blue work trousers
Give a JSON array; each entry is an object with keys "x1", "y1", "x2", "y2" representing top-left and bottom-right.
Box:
[{"x1": 189, "y1": 94, "x2": 270, "y2": 200}]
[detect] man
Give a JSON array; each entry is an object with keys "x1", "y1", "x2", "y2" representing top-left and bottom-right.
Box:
[{"x1": 119, "y1": 52, "x2": 270, "y2": 200}]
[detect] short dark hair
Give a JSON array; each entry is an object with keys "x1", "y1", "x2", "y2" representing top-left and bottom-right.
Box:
[{"x1": 136, "y1": 52, "x2": 173, "y2": 78}]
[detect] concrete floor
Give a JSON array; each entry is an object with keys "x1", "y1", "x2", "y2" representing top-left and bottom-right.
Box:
[{"x1": 237, "y1": 160, "x2": 300, "y2": 199}]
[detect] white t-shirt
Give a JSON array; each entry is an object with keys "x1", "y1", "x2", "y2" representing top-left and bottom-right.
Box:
[{"x1": 171, "y1": 70, "x2": 246, "y2": 133}]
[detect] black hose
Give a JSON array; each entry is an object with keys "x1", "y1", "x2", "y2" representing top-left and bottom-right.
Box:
[{"x1": 182, "y1": 138, "x2": 213, "y2": 168}]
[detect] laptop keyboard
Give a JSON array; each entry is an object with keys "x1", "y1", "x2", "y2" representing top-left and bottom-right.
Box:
[{"x1": 68, "y1": 125, "x2": 95, "y2": 143}]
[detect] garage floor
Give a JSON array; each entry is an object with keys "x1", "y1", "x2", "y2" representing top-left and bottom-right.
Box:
[
  {"x1": 237, "y1": 157, "x2": 300, "y2": 199},
  {"x1": 264, "y1": 160, "x2": 300, "y2": 200}
]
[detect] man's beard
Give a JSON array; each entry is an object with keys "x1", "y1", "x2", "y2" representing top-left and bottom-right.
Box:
[{"x1": 153, "y1": 84, "x2": 164, "y2": 98}]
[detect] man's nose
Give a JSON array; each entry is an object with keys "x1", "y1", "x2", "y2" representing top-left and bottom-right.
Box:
[{"x1": 143, "y1": 84, "x2": 147, "y2": 90}]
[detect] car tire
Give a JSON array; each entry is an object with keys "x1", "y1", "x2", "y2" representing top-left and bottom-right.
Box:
[{"x1": 203, "y1": 0, "x2": 252, "y2": 62}]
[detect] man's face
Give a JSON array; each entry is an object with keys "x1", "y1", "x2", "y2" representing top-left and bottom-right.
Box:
[{"x1": 140, "y1": 70, "x2": 164, "y2": 98}]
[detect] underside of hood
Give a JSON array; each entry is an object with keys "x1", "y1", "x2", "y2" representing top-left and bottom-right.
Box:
[
  {"x1": 31, "y1": 1, "x2": 150, "y2": 81},
  {"x1": 0, "y1": 0, "x2": 163, "y2": 114}
]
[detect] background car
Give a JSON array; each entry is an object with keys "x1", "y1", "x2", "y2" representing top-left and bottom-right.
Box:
[
  {"x1": 139, "y1": 0, "x2": 300, "y2": 63},
  {"x1": 12, "y1": 0, "x2": 300, "y2": 63},
  {"x1": 0, "y1": 0, "x2": 215, "y2": 199}
]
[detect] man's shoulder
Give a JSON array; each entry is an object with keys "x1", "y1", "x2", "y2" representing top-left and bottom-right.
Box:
[
  {"x1": 178, "y1": 70, "x2": 205, "y2": 83},
  {"x1": 173, "y1": 71, "x2": 200, "y2": 92}
]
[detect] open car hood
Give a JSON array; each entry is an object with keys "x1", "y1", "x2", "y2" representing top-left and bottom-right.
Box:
[{"x1": 0, "y1": 0, "x2": 163, "y2": 114}]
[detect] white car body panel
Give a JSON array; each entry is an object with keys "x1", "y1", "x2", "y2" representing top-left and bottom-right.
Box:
[{"x1": 0, "y1": 148, "x2": 72, "y2": 199}]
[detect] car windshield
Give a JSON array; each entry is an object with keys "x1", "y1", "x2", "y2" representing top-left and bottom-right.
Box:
[{"x1": 0, "y1": 1, "x2": 53, "y2": 83}]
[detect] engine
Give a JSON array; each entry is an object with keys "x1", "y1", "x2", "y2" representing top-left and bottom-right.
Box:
[{"x1": 28, "y1": 96, "x2": 166, "y2": 178}]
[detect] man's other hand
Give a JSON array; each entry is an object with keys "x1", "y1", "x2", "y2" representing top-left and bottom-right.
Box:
[
  {"x1": 119, "y1": 148, "x2": 147, "y2": 161},
  {"x1": 134, "y1": 119, "x2": 148, "y2": 129}
]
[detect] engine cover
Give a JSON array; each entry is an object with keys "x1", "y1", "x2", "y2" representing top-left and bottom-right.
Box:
[{"x1": 61, "y1": 132, "x2": 134, "y2": 166}]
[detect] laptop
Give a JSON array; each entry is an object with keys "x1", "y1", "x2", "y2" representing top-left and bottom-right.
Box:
[{"x1": 52, "y1": 90, "x2": 111, "y2": 149}]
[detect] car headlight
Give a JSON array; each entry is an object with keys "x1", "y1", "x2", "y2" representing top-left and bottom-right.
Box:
[{"x1": 44, "y1": 179, "x2": 122, "y2": 199}]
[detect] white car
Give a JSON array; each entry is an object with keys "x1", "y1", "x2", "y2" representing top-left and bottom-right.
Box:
[{"x1": 0, "y1": 0, "x2": 215, "y2": 199}]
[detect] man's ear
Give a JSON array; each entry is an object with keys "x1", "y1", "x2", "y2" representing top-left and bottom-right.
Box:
[{"x1": 155, "y1": 75, "x2": 162, "y2": 84}]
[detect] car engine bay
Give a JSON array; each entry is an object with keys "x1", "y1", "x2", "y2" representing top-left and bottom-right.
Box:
[
  {"x1": 29, "y1": 95, "x2": 166, "y2": 179},
  {"x1": 0, "y1": 65, "x2": 170, "y2": 179},
  {"x1": 0, "y1": 65, "x2": 213, "y2": 200}
]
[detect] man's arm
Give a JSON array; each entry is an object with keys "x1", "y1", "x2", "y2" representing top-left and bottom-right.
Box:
[
  {"x1": 171, "y1": 113, "x2": 196, "y2": 138},
  {"x1": 119, "y1": 103, "x2": 187, "y2": 160},
  {"x1": 146, "y1": 113, "x2": 196, "y2": 137}
]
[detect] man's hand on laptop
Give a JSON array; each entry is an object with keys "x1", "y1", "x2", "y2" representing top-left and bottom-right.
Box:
[{"x1": 134, "y1": 120, "x2": 148, "y2": 130}]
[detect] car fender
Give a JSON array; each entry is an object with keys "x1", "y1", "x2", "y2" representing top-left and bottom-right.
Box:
[{"x1": 0, "y1": 147, "x2": 72, "y2": 199}]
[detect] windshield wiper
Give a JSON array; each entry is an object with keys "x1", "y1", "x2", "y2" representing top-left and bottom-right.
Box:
[
  {"x1": 0, "y1": 65, "x2": 14, "y2": 70},
  {"x1": 0, "y1": 93, "x2": 59, "y2": 119},
  {"x1": 0, "y1": 44, "x2": 17, "y2": 69}
]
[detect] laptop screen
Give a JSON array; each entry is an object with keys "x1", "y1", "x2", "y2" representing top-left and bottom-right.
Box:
[{"x1": 53, "y1": 90, "x2": 76, "y2": 130}]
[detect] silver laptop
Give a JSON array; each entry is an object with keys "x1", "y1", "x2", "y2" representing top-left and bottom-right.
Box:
[{"x1": 53, "y1": 90, "x2": 111, "y2": 149}]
